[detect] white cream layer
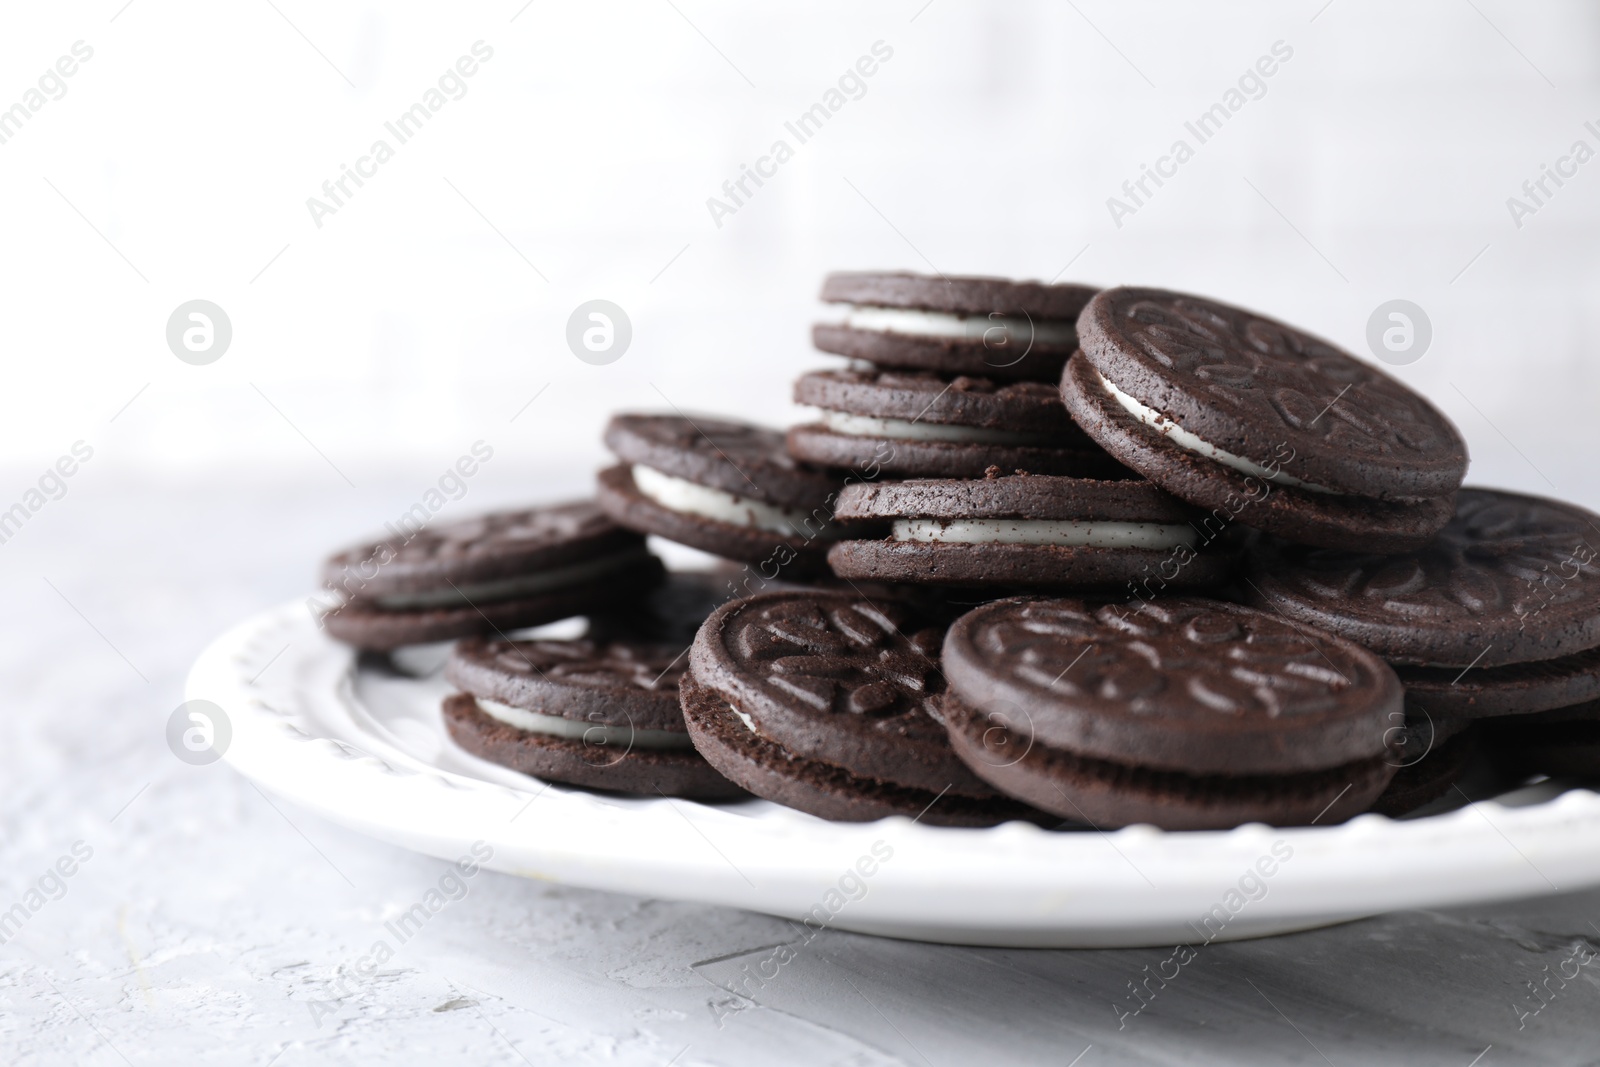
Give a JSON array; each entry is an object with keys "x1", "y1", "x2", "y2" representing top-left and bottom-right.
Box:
[
  {"x1": 845, "y1": 306, "x2": 1077, "y2": 346},
  {"x1": 632, "y1": 464, "x2": 836, "y2": 540},
  {"x1": 374, "y1": 548, "x2": 653, "y2": 610},
  {"x1": 890, "y1": 518, "x2": 1197, "y2": 550},
  {"x1": 1094, "y1": 368, "x2": 1339, "y2": 495},
  {"x1": 475, "y1": 697, "x2": 695, "y2": 750},
  {"x1": 818, "y1": 410, "x2": 1045, "y2": 446}
]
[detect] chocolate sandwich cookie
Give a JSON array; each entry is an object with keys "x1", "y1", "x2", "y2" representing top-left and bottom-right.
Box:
[
  {"x1": 1062, "y1": 288, "x2": 1468, "y2": 552},
  {"x1": 786, "y1": 368, "x2": 1124, "y2": 479},
  {"x1": 827, "y1": 473, "x2": 1236, "y2": 591},
  {"x1": 598, "y1": 414, "x2": 841, "y2": 575},
  {"x1": 1246, "y1": 488, "x2": 1600, "y2": 718},
  {"x1": 1485, "y1": 699, "x2": 1600, "y2": 778},
  {"x1": 681, "y1": 590, "x2": 1049, "y2": 825},
  {"x1": 320, "y1": 502, "x2": 663, "y2": 651},
  {"x1": 813, "y1": 272, "x2": 1097, "y2": 382},
  {"x1": 443, "y1": 635, "x2": 743, "y2": 798},
  {"x1": 940, "y1": 597, "x2": 1403, "y2": 830}
]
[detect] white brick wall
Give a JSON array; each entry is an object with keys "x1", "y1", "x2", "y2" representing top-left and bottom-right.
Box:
[{"x1": 0, "y1": 0, "x2": 1595, "y2": 504}]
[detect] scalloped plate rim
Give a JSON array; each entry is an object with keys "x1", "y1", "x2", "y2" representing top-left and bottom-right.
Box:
[{"x1": 188, "y1": 600, "x2": 1600, "y2": 948}]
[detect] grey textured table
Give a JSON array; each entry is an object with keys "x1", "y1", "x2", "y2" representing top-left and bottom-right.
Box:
[{"x1": 3, "y1": 476, "x2": 1597, "y2": 1066}]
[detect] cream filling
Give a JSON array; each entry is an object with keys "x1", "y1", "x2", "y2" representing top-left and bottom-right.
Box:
[
  {"x1": 1095, "y1": 369, "x2": 1339, "y2": 495},
  {"x1": 475, "y1": 697, "x2": 695, "y2": 750},
  {"x1": 632, "y1": 464, "x2": 837, "y2": 540},
  {"x1": 891, "y1": 518, "x2": 1196, "y2": 550},
  {"x1": 818, "y1": 410, "x2": 1047, "y2": 446},
  {"x1": 373, "y1": 547, "x2": 654, "y2": 609},
  {"x1": 845, "y1": 306, "x2": 1077, "y2": 346}
]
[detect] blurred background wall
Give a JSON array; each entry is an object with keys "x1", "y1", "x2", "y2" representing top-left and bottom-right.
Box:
[{"x1": 1, "y1": 0, "x2": 1598, "y2": 548}]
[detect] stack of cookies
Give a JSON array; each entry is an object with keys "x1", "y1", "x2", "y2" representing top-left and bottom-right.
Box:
[
  {"x1": 797, "y1": 273, "x2": 1238, "y2": 597},
  {"x1": 311, "y1": 271, "x2": 1600, "y2": 832},
  {"x1": 791, "y1": 272, "x2": 1112, "y2": 480}
]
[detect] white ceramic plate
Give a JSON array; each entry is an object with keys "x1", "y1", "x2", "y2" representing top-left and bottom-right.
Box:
[{"x1": 189, "y1": 600, "x2": 1600, "y2": 948}]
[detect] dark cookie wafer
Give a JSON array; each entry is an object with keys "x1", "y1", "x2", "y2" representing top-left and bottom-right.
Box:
[
  {"x1": 1485, "y1": 698, "x2": 1600, "y2": 778},
  {"x1": 599, "y1": 414, "x2": 841, "y2": 573},
  {"x1": 814, "y1": 271, "x2": 1097, "y2": 382},
  {"x1": 1074, "y1": 289, "x2": 1468, "y2": 498},
  {"x1": 1063, "y1": 288, "x2": 1467, "y2": 551},
  {"x1": 1063, "y1": 353, "x2": 1455, "y2": 554},
  {"x1": 606, "y1": 413, "x2": 838, "y2": 504},
  {"x1": 330, "y1": 583, "x2": 647, "y2": 654},
  {"x1": 443, "y1": 635, "x2": 741, "y2": 798},
  {"x1": 320, "y1": 502, "x2": 663, "y2": 650},
  {"x1": 828, "y1": 473, "x2": 1237, "y2": 590},
  {"x1": 586, "y1": 568, "x2": 740, "y2": 645},
  {"x1": 1369, "y1": 722, "x2": 1479, "y2": 817},
  {"x1": 582, "y1": 564, "x2": 959, "y2": 650},
  {"x1": 1248, "y1": 489, "x2": 1600, "y2": 714},
  {"x1": 444, "y1": 696, "x2": 741, "y2": 798},
  {"x1": 941, "y1": 696, "x2": 1396, "y2": 831},
  {"x1": 787, "y1": 368, "x2": 1124, "y2": 479},
  {"x1": 1396, "y1": 645, "x2": 1600, "y2": 719},
  {"x1": 822, "y1": 273, "x2": 1098, "y2": 320},
  {"x1": 940, "y1": 596, "x2": 1402, "y2": 829},
  {"x1": 682, "y1": 589, "x2": 1047, "y2": 825},
  {"x1": 1380, "y1": 704, "x2": 1471, "y2": 775},
  {"x1": 448, "y1": 636, "x2": 691, "y2": 730},
  {"x1": 795, "y1": 369, "x2": 1091, "y2": 435},
  {"x1": 679, "y1": 678, "x2": 1047, "y2": 825}
]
